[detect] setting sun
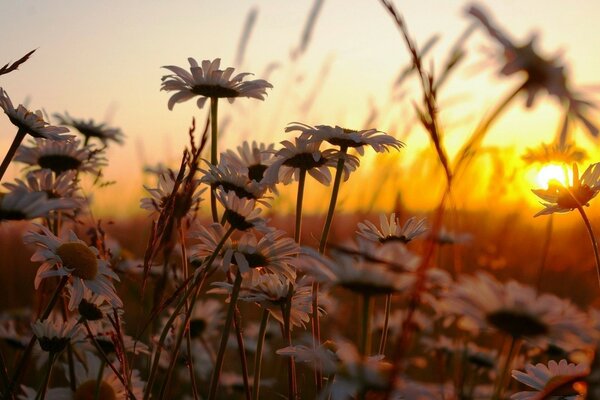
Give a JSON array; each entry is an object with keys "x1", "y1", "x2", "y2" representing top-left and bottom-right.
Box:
[{"x1": 535, "y1": 164, "x2": 571, "y2": 189}]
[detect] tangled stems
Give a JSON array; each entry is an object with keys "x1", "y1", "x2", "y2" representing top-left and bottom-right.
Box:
[
  {"x1": 252, "y1": 310, "x2": 270, "y2": 400},
  {"x1": 210, "y1": 97, "x2": 219, "y2": 223},
  {"x1": 208, "y1": 270, "x2": 244, "y2": 400},
  {"x1": 5, "y1": 276, "x2": 69, "y2": 399},
  {"x1": 492, "y1": 336, "x2": 521, "y2": 400},
  {"x1": 577, "y1": 206, "x2": 600, "y2": 290},
  {"x1": 0, "y1": 128, "x2": 26, "y2": 183},
  {"x1": 34, "y1": 352, "x2": 56, "y2": 400},
  {"x1": 144, "y1": 226, "x2": 235, "y2": 399}
]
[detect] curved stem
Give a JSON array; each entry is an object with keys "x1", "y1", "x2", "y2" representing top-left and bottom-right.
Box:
[
  {"x1": 252, "y1": 310, "x2": 270, "y2": 400},
  {"x1": 294, "y1": 169, "x2": 307, "y2": 243},
  {"x1": 577, "y1": 206, "x2": 600, "y2": 290},
  {"x1": 378, "y1": 294, "x2": 392, "y2": 355},
  {"x1": 208, "y1": 270, "x2": 244, "y2": 400},
  {"x1": 360, "y1": 295, "x2": 373, "y2": 357},
  {"x1": 144, "y1": 226, "x2": 234, "y2": 399},
  {"x1": 5, "y1": 276, "x2": 68, "y2": 399},
  {"x1": 535, "y1": 215, "x2": 553, "y2": 291},
  {"x1": 35, "y1": 352, "x2": 55, "y2": 400},
  {"x1": 0, "y1": 128, "x2": 26, "y2": 183},
  {"x1": 210, "y1": 97, "x2": 219, "y2": 223}
]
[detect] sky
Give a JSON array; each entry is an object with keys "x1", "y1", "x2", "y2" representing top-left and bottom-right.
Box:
[{"x1": 0, "y1": 0, "x2": 599, "y2": 216}]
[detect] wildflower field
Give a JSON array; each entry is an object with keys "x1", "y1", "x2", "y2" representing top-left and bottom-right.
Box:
[{"x1": 2, "y1": 1, "x2": 600, "y2": 399}]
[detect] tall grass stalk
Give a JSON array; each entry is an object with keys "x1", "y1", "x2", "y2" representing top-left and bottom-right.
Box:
[
  {"x1": 0, "y1": 128, "x2": 25, "y2": 182},
  {"x1": 252, "y1": 310, "x2": 270, "y2": 400},
  {"x1": 492, "y1": 336, "x2": 521, "y2": 400}
]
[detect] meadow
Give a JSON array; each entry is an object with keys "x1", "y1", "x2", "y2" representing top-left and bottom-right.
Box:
[{"x1": 0, "y1": 1, "x2": 599, "y2": 399}]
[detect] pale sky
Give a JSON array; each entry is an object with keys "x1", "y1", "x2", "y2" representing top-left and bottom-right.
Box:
[{"x1": 1, "y1": 0, "x2": 599, "y2": 215}]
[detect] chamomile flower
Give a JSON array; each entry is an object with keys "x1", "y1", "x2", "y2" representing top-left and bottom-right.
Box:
[
  {"x1": 445, "y1": 272, "x2": 594, "y2": 350},
  {"x1": 31, "y1": 317, "x2": 81, "y2": 353},
  {"x1": 217, "y1": 189, "x2": 270, "y2": 232},
  {"x1": 522, "y1": 142, "x2": 587, "y2": 165},
  {"x1": 54, "y1": 112, "x2": 124, "y2": 145},
  {"x1": 0, "y1": 189, "x2": 74, "y2": 221},
  {"x1": 264, "y1": 138, "x2": 356, "y2": 186},
  {"x1": 286, "y1": 122, "x2": 404, "y2": 155},
  {"x1": 15, "y1": 137, "x2": 106, "y2": 175},
  {"x1": 0, "y1": 88, "x2": 70, "y2": 140},
  {"x1": 188, "y1": 299, "x2": 224, "y2": 340},
  {"x1": 357, "y1": 214, "x2": 427, "y2": 244},
  {"x1": 221, "y1": 141, "x2": 277, "y2": 186},
  {"x1": 161, "y1": 57, "x2": 273, "y2": 110},
  {"x1": 200, "y1": 159, "x2": 269, "y2": 205},
  {"x1": 511, "y1": 359, "x2": 588, "y2": 400},
  {"x1": 532, "y1": 162, "x2": 600, "y2": 216},
  {"x1": 24, "y1": 225, "x2": 122, "y2": 309},
  {"x1": 141, "y1": 168, "x2": 205, "y2": 219}
]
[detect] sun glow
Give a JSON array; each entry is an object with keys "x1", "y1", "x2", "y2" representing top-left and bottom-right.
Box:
[{"x1": 535, "y1": 164, "x2": 571, "y2": 189}]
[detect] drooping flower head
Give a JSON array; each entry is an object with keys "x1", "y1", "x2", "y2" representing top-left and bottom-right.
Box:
[
  {"x1": 54, "y1": 112, "x2": 125, "y2": 145},
  {"x1": 0, "y1": 189, "x2": 75, "y2": 222},
  {"x1": 200, "y1": 159, "x2": 269, "y2": 206},
  {"x1": 0, "y1": 88, "x2": 70, "y2": 140},
  {"x1": 522, "y1": 142, "x2": 587, "y2": 166},
  {"x1": 216, "y1": 189, "x2": 271, "y2": 233},
  {"x1": 161, "y1": 58, "x2": 273, "y2": 110},
  {"x1": 31, "y1": 316, "x2": 81, "y2": 353},
  {"x1": 357, "y1": 214, "x2": 427, "y2": 244},
  {"x1": 24, "y1": 225, "x2": 122, "y2": 309},
  {"x1": 532, "y1": 162, "x2": 600, "y2": 216},
  {"x1": 221, "y1": 141, "x2": 277, "y2": 187}
]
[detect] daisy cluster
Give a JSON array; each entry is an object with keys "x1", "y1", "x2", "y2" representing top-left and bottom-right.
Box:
[{"x1": 0, "y1": 2, "x2": 599, "y2": 399}]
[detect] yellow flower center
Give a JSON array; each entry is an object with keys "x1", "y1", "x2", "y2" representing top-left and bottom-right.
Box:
[
  {"x1": 74, "y1": 380, "x2": 117, "y2": 400},
  {"x1": 56, "y1": 242, "x2": 98, "y2": 280}
]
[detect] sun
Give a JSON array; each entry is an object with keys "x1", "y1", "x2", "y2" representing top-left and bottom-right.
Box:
[{"x1": 535, "y1": 164, "x2": 570, "y2": 189}]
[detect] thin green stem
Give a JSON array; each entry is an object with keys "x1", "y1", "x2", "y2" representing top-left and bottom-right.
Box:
[
  {"x1": 93, "y1": 359, "x2": 106, "y2": 400},
  {"x1": 294, "y1": 169, "x2": 307, "y2": 243},
  {"x1": 5, "y1": 276, "x2": 69, "y2": 399},
  {"x1": 360, "y1": 295, "x2": 373, "y2": 357},
  {"x1": 0, "y1": 128, "x2": 26, "y2": 183},
  {"x1": 210, "y1": 97, "x2": 219, "y2": 223},
  {"x1": 281, "y1": 298, "x2": 297, "y2": 400},
  {"x1": 232, "y1": 308, "x2": 251, "y2": 400},
  {"x1": 492, "y1": 336, "x2": 520, "y2": 400},
  {"x1": 252, "y1": 310, "x2": 270, "y2": 400},
  {"x1": 535, "y1": 215, "x2": 553, "y2": 291},
  {"x1": 378, "y1": 294, "x2": 392, "y2": 355},
  {"x1": 208, "y1": 270, "x2": 244, "y2": 400},
  {"x1": 144, "y1": 226, "x2": 234, "y2": 399},
  {"x1": 577, "y1": 206, "x2": 600, "y2": 290},
  {"x1": 35, "y1": 352, "x2": 55, "y2": 400}
]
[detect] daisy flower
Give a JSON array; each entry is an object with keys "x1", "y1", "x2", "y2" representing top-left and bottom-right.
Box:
[
  {"x1": 31, "y1": 317, "x2": 81, "y2": 353},
  {"x1": 511, "y1": 359, "x2": 588, "y2": 400},
  {"x1": 200, "y1": 159, "x2": 269, "y2": 205},
  {"x1": 220, "y1": 229, "x2": 299, "y2": 279},
  {"x1": 54, "y1": 112, "x2": 125, "y2": 145},
  {"x1": 17, "y1": 386, "x2": 70, "y2": 400},
  {"x1": 0, "y1": 88, "x2": 69, "y2": 140},
  {"x1": 188, "y1": 299, "x2": 224, "y2": 340},
  {"x1": 264, "y1": 138, "x2": 357, "y2": 186},
  {"x1": 141, "y1": 168, "x2": 205, "y2": 219},
  {"x1": 0, "y1": 319, "x2": 28, "y2": 349},
  {"x1": 161, "y1": 57, "x2": 273, "y2": 110},
  {"x1": 24, "y1": 225, "x2": 122, "y2": 309},
  {"x1": 221, "y1": 141, "x2": 277, "y2": 187},
  {"x1": 286, "y1": 122, "x2": 404, "y2": 155},
  {"x1": 217, "y1": 189, "x2": 271, "y2": 232},
  {"x1": 357, "y1": 214, "x2": 427, "y2": 244},
  {"x1": 467, "y1": 5, "x2": 597, "y2": 138},
  {"x1": 444, "y1": 272, "x2": 594, "y2": 350},
  {"x1": 522, "y1": 142, "x2": 587, "y2": 165},
  {"x1": 532, "y1": 162, "x2": 600, "y2": 216},
  {"x1": 0, "y1": 189, "x2": 74, "y2": 222},
  {"x1": 15, "y1": 137, "x2": 106, "y2": 175}
]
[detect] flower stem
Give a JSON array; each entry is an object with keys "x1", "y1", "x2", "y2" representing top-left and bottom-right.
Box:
[
  {"x1": 208, "y1": 270, "x2": 244, "y2": 400},
  {"x1": 232, "y1": 308, "x2": 252, "y2": 400},
  {"x1": 294, "y1": 169, "x2": 307, "y2": 243},
  {"x1": 35, "y1": 352, "x2": 55, "y2": 400},
  {"x1": 378, "y1": 294, "x2": 392, "y2": 355},
  {"x1": 4, "y1": 276, "x2": 68, "y2": 399},
  {"x1": 0, "y1": 348, "x2": 9, "y2": 394},
  {"x1": 577, "y1": 206, "x2": 600, "y2": 290},
  {"x1": 535, "y1": 214, "x2": 553, "y2": 291},
  {"x1": 252, "y1": 309, "x2": 270, "y2": 400},
  {"x1": 0, "y1": 128, "x2": 26, "y2": 183},
  {"x1": 210, "y1": 97, "x2": 219, "y2": 223},
  {"x1": 492, "y1": 336, "x2": 520, "y2": 400},
  {"x1": 144, "y1": 226, "x2": 234, "y2": 399},
  {"x1": 361, "y1": 295, "x2": 373, "y2": 356}
]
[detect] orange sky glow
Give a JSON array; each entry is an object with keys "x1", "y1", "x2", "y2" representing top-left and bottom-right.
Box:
[{"x1": 1, "y1": 0, "x2": 599, "y2": 218}]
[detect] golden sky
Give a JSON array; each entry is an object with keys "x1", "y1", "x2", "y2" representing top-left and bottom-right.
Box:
[{"x1": 1, "y1": 0, "x2": 599, "y2": 216}]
